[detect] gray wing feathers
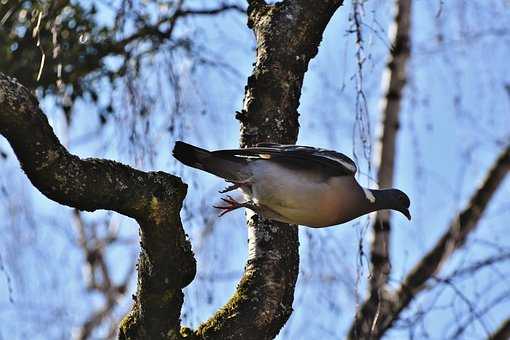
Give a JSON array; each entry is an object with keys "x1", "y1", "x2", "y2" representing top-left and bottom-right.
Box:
[
  {"x1": 173, "y1": 141, "x2": 357, "y2": 179},
  {"x1": 215, "y1": 144, "x2": 357, "y2": 176}
]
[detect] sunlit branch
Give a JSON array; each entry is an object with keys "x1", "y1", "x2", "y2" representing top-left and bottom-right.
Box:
[
  {"x1": 195, "y1": 1, "x2": 345, "y2": 339},
  {"x1": 0, "y1": 73, "x2": 195, "y2": 338}
]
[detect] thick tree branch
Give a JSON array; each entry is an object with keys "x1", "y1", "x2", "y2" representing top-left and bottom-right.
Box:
[
  {"x1": 0, "y1": 73, "x2": 195, "y2": 339},
  {"x1": 195, "y1": 1, "x2": 344, "y2": 339},
  {"x1": 362, "y1": 0, "x2": 412, "y2": 332},
  {"x1": 489, "y1": 318, "x2": 510, "y2": 340},
  {"x1": 348, "y1": 144, "x2": 510, "y2": 339}
]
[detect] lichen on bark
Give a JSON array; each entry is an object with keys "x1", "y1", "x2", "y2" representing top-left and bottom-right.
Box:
[
  {"x1": 0, "y1": 72, "x2": 195, "y2": 339},
  {"x1": 196, "y1": 1, "x2": 344, "y2": 339},
  {"x1": 0, "y1": 0, "x2": 348, "y2": 337}
]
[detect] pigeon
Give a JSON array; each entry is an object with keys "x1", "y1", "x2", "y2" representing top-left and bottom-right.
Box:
[{"x1": 172, "y1": 141, "x2": 411, "y2": 227}]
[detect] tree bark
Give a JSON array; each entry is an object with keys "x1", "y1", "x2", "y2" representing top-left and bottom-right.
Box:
[
  {"x1": 0, "y1": 73, "x2": 196, "y2": 339},
  {"x1": 2, "y1": 0, "x2": 351, "y2": 337},
  {"x1": 489, "y1": 318, "x2": 510, "y2": 340},
  {"x1": 195, "y1": 1, "x2": 343, "y2": 339}
]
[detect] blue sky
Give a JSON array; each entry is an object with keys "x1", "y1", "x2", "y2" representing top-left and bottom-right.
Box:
[{"x1": 1, "y1": 0, "x2": 510, "y2": 339}]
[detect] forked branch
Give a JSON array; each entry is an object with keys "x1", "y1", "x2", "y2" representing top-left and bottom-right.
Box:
[{"x1": 0, "y1": 73, "x2": 195, "y2": 338}]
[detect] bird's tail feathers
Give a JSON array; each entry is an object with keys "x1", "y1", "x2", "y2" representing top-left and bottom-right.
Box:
[
  {"x1": 173, "y1": 141, "x2": 210, "y2": 171},
  {"x1": 173, "y1": 141, "x2": 247, "y2": 181}
]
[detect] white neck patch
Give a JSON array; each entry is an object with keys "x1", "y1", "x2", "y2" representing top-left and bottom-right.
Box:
[{"x1": 363, "y1": 187, "x2": 376, "y2": 203}]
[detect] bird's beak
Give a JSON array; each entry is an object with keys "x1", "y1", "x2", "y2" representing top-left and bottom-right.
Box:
[{"x1": 399, "y1": 208, "x2": 411, "y2": 221}]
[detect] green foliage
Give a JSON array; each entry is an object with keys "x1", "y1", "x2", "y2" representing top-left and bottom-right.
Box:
[
  {"x1": 0, "y1": 0, "x2": 112, "y2": 120},
  {"x1": 0, "y1": 0, "x2": 212, "y2": 122}
]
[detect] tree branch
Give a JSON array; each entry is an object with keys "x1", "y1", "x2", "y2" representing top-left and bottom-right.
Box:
[
  {"x1": 438, "y1": 252, "x2": 510, "y2": 282},
  {"x1": 0, "y1": 73, "x2": 196, "y2": 339},
  {"x1": 1, "y1": 0, "x2": 246, "y2": 118},
  {"x1": 176, "y1": 4, "x2": 246, "y2": 16},
  {"x1": 195, "y1": 1, "x2": 344, "y2": 339},
  {"x1": 362, "y1": 0, "x2": 412, "y2": 333},
  {"x1": 86, "y1": 3, "x2": 246, "y2": 66},
  {"x1": 489, "y1": 317, "x2": 510, "y2": 340},
  {"x1": 370, "y1": 0, "x2": 412, "y2": 288},
  {"x1": 348, "y1": 144, "x2": 510, "y2": 339},
  {"x1": 72, "y1": 210, "x2": 135, "y2": 340}
]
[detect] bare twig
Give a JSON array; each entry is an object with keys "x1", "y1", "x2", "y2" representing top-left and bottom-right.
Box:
[
  {"x1": 351, "y1": 0, "x2": 372, "y2": 162},
  {"x1": 440, "y1": 278, "x2": 491, "y2": 337},
  {"x1": 176, "y1": 4, "x2": 245, "y2": 16},
  {"x1": 393, "y1": 144, "x2": 510, "y2": 313},
  {"x1": 447, "y1": 288, "x2": 510, "y2": 339},
  {"x1": 438, "y1": 252, "x2": 510, "y2": 282},
  {"x1": 72, "y1": 210, "x2": 135, "y2": 340},
  {"x1": 351, "y1": 0, "x2": 412, "y2": 337},
  {"x1": 348, "y1": 144, "x2": 510, "y2": 339}
]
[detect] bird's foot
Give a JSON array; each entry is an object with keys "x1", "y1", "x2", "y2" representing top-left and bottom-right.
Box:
[
  {"x1": 219, "y1": 179, "x2": 252, "y2": 194},
  {"x1": 213, "y1": 195, "x2": 256, "y2": 217},
  {"x1": 219, "y1": 183, "x2": 240, "y2": 194}
]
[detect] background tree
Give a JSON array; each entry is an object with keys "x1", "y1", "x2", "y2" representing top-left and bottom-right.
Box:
[{"x1": 1, "y1": 0, "x2": 510, "y2": 339}]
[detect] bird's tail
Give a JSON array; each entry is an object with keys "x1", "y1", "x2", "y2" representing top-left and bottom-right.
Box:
[{"x1": 172, "y1": 141, "x2": 248, "y2": 181}]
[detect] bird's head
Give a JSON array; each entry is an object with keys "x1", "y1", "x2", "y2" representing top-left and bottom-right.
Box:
[{"x1": 388, "y1": 189, "x2": 411, "y2": 220}]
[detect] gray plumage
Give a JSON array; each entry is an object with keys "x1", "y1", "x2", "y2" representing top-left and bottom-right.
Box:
[{"x1": 172, "y1": 141, "x2": 411, "y2": 227}]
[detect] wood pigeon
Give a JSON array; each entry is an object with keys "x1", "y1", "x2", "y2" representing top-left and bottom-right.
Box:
[{"x1": 173, "y1": 141, "x2": 411, "y2": 227}]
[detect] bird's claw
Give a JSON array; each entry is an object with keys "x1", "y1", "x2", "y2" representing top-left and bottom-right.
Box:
[
  {"x1": 213, "y1": 195, "x2": 255, "y2": 217},
  {"x1": 213, "y1": 195, "x2": 242, "y2": 217},
  {"x1": 218, "y1": 179, "x2": 252, "y2": 194},
  {"x1": 219, "y1": 183, "x2": 239, "y2": 194}
]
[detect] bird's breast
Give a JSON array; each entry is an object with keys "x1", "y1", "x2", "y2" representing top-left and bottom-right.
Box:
[{"x1": 245, "y1": 161, "x2": 361, "y2": 227}]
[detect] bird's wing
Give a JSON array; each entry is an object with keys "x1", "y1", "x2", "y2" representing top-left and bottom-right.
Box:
[{"x1": 213, "y1": 144, "x2": 357, "y2": 177}]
